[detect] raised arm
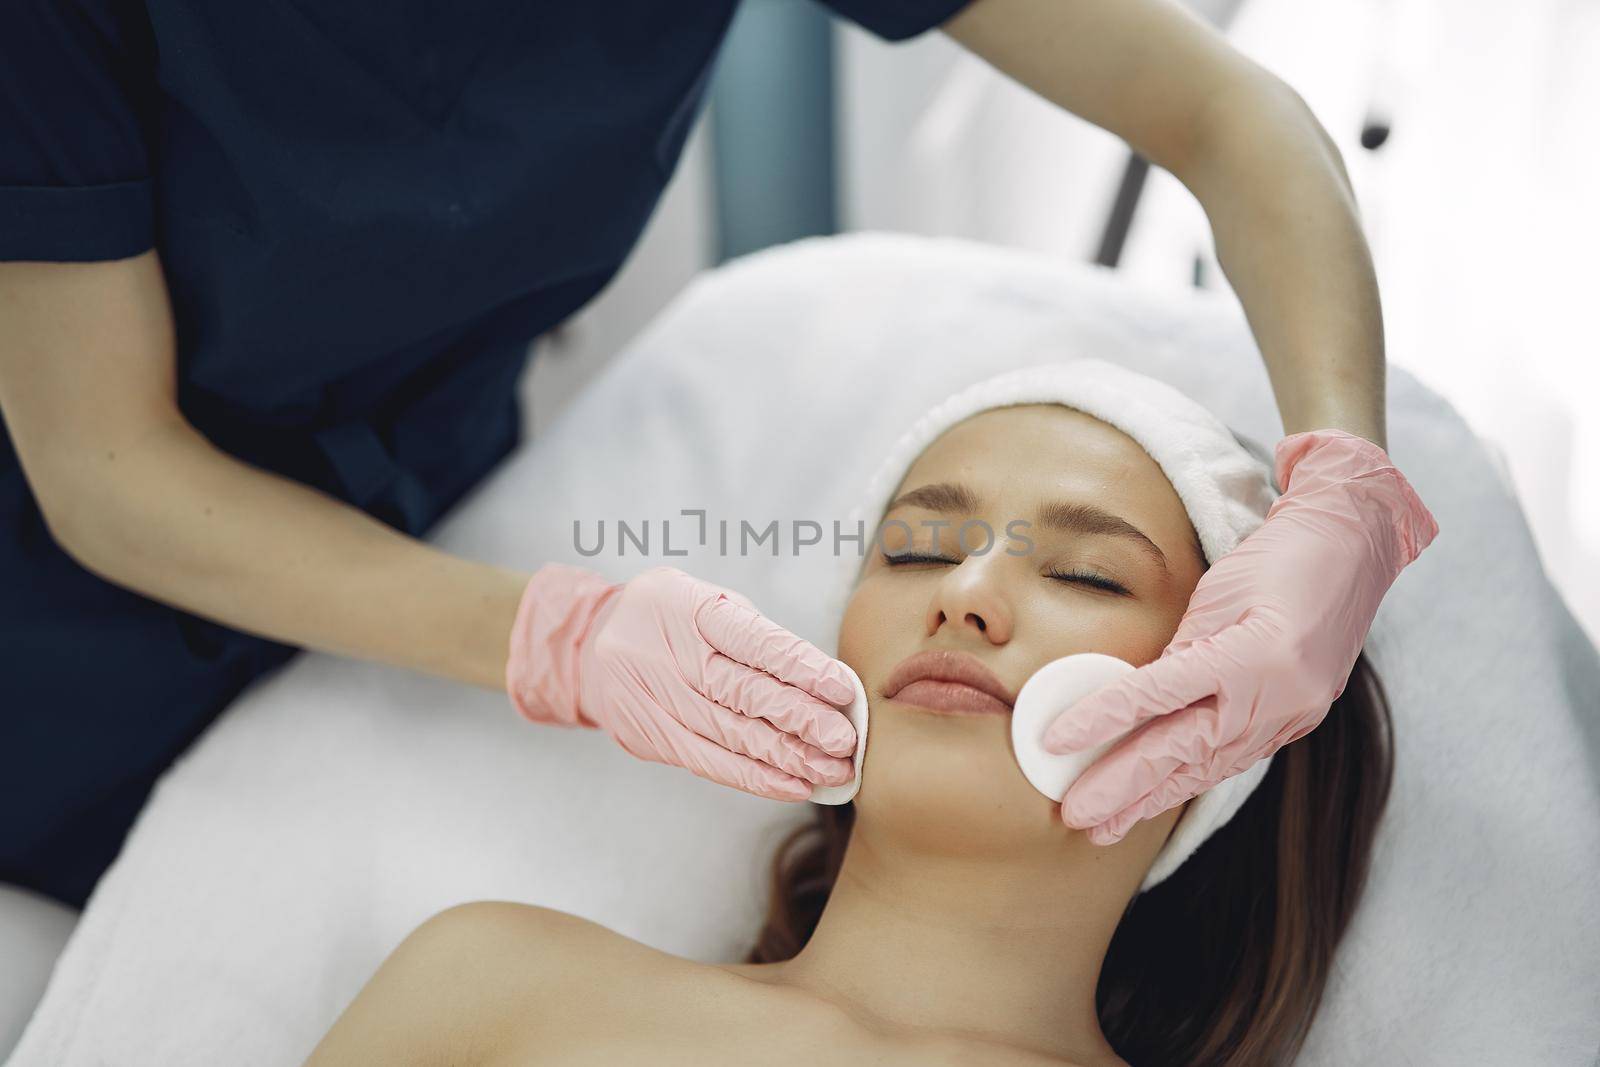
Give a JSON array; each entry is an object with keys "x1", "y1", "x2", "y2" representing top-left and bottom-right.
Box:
[
  {"x1": 942, "y1": 0, "x2": 1438, "y2": 845},
  {"x1": 944, "y1": 0, "x2": 1387, "y2": 447}
]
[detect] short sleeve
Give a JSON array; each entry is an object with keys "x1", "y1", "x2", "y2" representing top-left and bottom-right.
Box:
[
  {"x1": 0, "y1": 0, "x2": 160, "y2": 262},
  {"x1": 814, "y1": 0, "x2": 974, "y2": 42}
]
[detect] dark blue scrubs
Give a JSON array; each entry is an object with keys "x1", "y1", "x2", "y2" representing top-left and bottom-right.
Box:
[{"x1": 0, "y1": 0, "x2": 969, "y2": 907}]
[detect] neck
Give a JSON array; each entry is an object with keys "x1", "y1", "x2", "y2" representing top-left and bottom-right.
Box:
[{"x1": 763, "y1": 814, "x2": 1138, "y2": 1065}]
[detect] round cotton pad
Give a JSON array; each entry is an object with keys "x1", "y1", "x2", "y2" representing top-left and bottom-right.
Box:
[
  {"x1": 810, "y1": 664, "x2": 869, "y2": 805},
  {"x1": 1010, "y1": 653, "x2": 1137, "y2": 801}
]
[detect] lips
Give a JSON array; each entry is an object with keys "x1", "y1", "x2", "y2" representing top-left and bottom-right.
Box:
[{"x1": 882, "y1": 649, "x2": 1016, "y2": 717}]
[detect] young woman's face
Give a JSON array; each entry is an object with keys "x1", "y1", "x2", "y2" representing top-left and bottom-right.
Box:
[{"x1": 836, "y1": 404, "x2": 1209, "y2": 860}]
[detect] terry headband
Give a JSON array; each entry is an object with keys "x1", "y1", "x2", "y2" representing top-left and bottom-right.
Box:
[{"x1": 817, "y1": 358, "x2": 1280, "y2": 893}]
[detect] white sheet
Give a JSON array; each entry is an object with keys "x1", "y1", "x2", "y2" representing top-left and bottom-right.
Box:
[{"x1": 10, "y1": 233, "x2": 1599, "y2": 1066}]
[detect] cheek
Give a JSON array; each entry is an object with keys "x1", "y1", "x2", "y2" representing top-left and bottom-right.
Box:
[
  {"x1": 1117, "y1": 607, "x2": 1188, "y2": 665},
  {"x1": 834, "y1": 587, "x2": 877, "y2": 666},
  {"x1": 836, "y1": 573, "x2": 922, "y2": 663},
  {"x1": 1027, "y1": 590, "x2": 1186, "y2": 668}
]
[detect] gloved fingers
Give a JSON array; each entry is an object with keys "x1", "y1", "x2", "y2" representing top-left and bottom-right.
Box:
[
  {"x1": 663, "y1": 684, "x2": 854, "y2": 788},
  {"x1": 637, "y1": 716, "x2": 815, "y2": 802},
  {"x1": 694, "y1": 593, "x2": 856, "y2": 707},
  {"x1": 700, "y1": 650, "x2": 856, "y2": 757},
  {"x1": 1042, "y1": 641, "x2": 1219, "y2": 754},
  {"x1": 1081, "y1": 767, "x2": 1210, "y2": 846},
  {"x1": 1058, "y1": 697, "x2": 1227, "y2": 829}
]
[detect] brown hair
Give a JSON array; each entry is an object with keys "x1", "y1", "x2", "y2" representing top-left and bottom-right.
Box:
[{"x1": 747, "y1": 652, "x2": 1395, "y2": 1066}]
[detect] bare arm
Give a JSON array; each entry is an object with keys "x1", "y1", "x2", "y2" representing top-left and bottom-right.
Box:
[
  {"x1": 0, "y1": 251, "x2": 528, "y2": 689},
  {"x1": 944, "y1": 0, "x2": 1388, "y2": 448}
]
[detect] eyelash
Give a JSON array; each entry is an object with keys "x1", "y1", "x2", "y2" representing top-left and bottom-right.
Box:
[{"x1": 880, "y1": 552, "x2": 1131, "y2": 596}]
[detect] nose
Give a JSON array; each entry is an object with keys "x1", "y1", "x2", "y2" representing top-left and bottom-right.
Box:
[{"x1": 925, "y1": 556, "x2": 1013, "y2": 644}]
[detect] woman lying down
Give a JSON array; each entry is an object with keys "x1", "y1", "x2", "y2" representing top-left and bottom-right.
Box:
[{"x1": 303, "y1": 361, "x2": 1395, "y2": 1067}]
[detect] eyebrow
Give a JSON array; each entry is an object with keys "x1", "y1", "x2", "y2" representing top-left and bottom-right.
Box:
[{"x1": 885, "y1": 481, "x2": 1170, "y2": 575}]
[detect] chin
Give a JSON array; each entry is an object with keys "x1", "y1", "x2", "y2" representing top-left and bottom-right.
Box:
[{"x1": 854, "y1": 700, "x2": 1069, "y2": 855}]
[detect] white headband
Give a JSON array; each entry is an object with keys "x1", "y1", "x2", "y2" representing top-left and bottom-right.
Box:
[{"x1": 829, "y1": 358, "x2": 1279, "y2": 892}]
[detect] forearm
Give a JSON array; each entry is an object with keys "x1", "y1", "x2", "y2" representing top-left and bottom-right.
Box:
[
  {"x1": 44, "y1": 415, "x2": 528, "y2": 691},
  {"x1": 1179, "y1": 72, "x2": 1388, "y2": 449},
  {"x1": 1, "y1": 254, "x2": 530, "y2": 693}
]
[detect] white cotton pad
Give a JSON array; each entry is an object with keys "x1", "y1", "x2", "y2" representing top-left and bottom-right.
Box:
[
  {"x1": 1010, "y1": 653, "x2": 1138, "y2": 801},
  {"x1": 809, "y1": 664, "x2": 869, "y2": 805}
]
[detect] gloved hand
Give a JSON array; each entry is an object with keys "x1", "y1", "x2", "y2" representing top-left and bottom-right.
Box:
[
  {"x1": 1043, "y1": 428, "x2": 1439, "y2": 844},
  {"x1": 506, "y1": 563, "x2": 858, "y2": 801}
]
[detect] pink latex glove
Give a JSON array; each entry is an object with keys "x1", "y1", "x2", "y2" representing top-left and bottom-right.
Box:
[
  {"x1": 506, "y1": 563, "x2": 858, "y2": 802},
  {"x1": 1043, "y1": 428, "x2": 1439, "y2": 845}
]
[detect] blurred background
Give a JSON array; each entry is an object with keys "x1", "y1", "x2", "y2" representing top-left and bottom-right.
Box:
[{"x1": 524, "y1": 0, "x2": 1600, "y2": 644}]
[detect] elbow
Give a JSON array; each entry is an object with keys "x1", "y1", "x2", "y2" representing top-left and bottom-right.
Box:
[
  {"x1": 24, "y1": 439, "x2": 174, "y2": 590},
  {"x1": 32, "y1": 473, "x2": 131, "y2": 583},
  {"x1": 1185, "y1": 69, "x2": 1357, "y2": 208},
  {"x1": 19, "y1": 411, "x2": 193, "y2": 585},
  {"x1": 1271, "y1": 77, "x2": 1357, "y2": 201}
]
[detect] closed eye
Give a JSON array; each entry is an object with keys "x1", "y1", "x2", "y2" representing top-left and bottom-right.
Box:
[
  {"x1": 881, "y1": 551, "x2": 955, "y2": 566},
  {"x1": 1046, "y1": 568, "x2": 1131, "y2": 596},
  {"x1": 880, "y1": 552, "x2": 1131, "y2": 596}
]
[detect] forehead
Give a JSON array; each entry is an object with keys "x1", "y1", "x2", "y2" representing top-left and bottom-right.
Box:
[{"x1": 894, "y1": 404, "x2": 1196, "y2": 552}]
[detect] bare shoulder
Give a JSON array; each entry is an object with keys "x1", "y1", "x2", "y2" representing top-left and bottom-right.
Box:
[
  {"x1": 403, "y1": 900, "x2": 675, "y2": 1008},
  {"x1": 304, "y1": 902, "x2": 657, "y2": 1066},
  {"x1": 410, "y1": 899, "x2": 633, "y2": 967}
]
